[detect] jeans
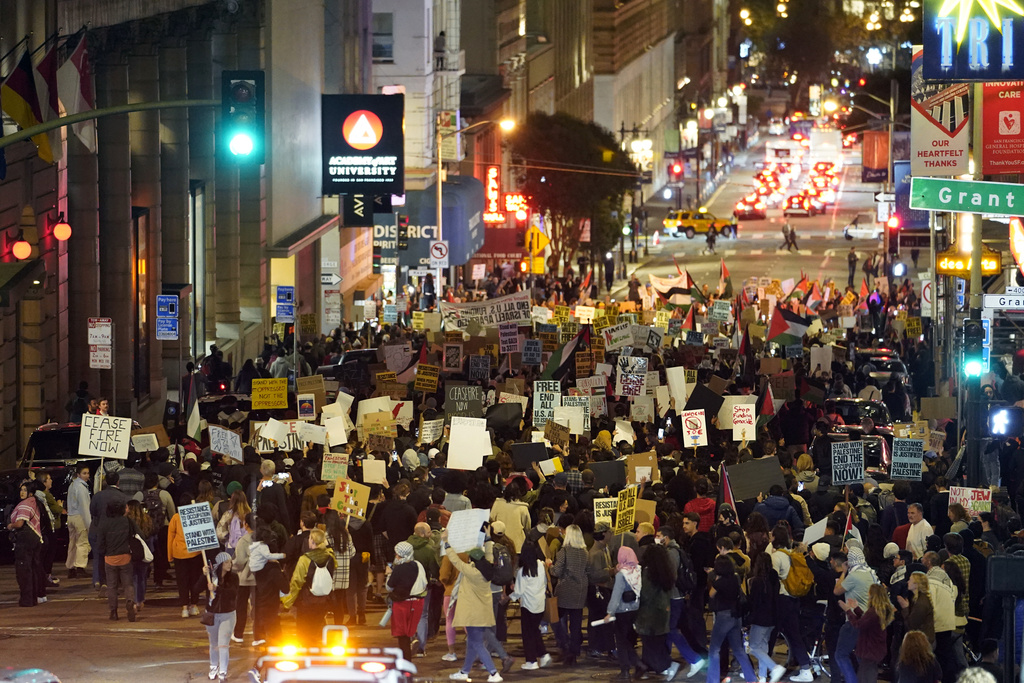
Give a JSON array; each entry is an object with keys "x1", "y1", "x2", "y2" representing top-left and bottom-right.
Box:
[
  {"x1": 556, "y1": 607, "x2": 583, "y2": 658},
  {"x1": 105, "y1": 562, "x2": 135, "y2": 612},
  {"x1": 462, "y1": 626, "x2": 497, "y2": 675},
  {"x1": 484, "y1": 626, "x2": 508, "y2": 659},
  {"x1": 706, "y1": 612, "x2": 755, "y2": 683},
  {"x1": 748, "y1": 624, "x2": 777, "y2": 680},
  {"x1": 347, "y1": 557, "x2": 368, "y2": 617},
  {"x1": 613, "y1": 610, "x2": 640, "y2": 672},
  {"x1": 835, "y1": 621, "x2": 859, "y2": 683},
  {"x1": 522, "y1": 609, "x2": 549, "y2": 664},
  {"x1": 777, "y1": 595, "x2": 811, "y2": 668},
  {"x1": 132, "y1": 560, "x2": 149, "y2": 605},
  {"x1": 205, "y1": 611, "x2": 237, "y2": 674},
  {"x1": 667, "y1": 598, "x2": 702, "y2": 664}
]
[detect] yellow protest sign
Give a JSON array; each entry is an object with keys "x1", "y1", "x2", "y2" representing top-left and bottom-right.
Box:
[
  {"x1": 415, "y1": 364, "x2": 440, "y2": 392},
  {"x1": 251, "y1": 378, "x2": 288, "y2": 409},
  {"x1": 615, "y1": 485, "x2": 638, "y2": 534},
  {"x1": 330, "y1": 479, "x2": 371, "y2": 519},
  {"x1": 412, "y1": 311, "x2": 425, "y2": 330}
]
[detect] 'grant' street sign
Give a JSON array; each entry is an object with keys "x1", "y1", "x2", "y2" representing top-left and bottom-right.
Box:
[{"x1": 910, "y1": 177, "x2": 1024, "y2": 216}]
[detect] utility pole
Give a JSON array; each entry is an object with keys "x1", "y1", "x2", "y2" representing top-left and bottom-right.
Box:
[{"x1": 965, "y1": 81, "x2": 984, "y2": 486}]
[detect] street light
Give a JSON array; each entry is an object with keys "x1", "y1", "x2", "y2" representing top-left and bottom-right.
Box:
[
  {"x1": 822, "y1": 100, "x2": 839, "y2": 113},
  {"x1": 435, "y1": 114, "x2": 515, "y2": 287}
]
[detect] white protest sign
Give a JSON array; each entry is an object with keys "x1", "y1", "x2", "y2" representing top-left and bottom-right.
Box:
[
  {"x1": 179, "y1": 502, "x2": 220, "y2": 553},
  {"x1": 831, "y1": 441, "x2": 865, "y2": 485},
  {"x1": 656, "y1": 385, "x2": 671, "y2": 417},
  {"x1": 260, "y1": 418, "x2": 290, "y2": 446},
  {"x1": 665, "y1": 367, "x2": 688, "y2": 413},
  {"x1": 732, "y1": 404, "x2": 755, "y2": 442},
  {"x1": 447, "y1": 508, "x2": 492, "y2": 552},
  {"x1": 296, "y1": 422, "x2": 328, "y2": 446},
  {"x1": 561, "y1": 395, "x2": 591, "y2": 434},
  {"x1": 78, "y1": 414, "x2": 133, "y2": 460},
  {"x1": 613, "y1": 419, "x2": 636, "y2": 445},
  {"x1": 950, "y1": 486, "x2": 992, "y2": 513},
  {"x1": 889, "y1": 438, "x2": 924, "y2": 480},
  {"x1": 499, "y1": 322, "x2": 520, "y2": 354},
  {"x1": 718, "y1": 395, "x2": 758, "y2": 428},
  {"x1": 130, "y1": 433, "x2": 160, "y2": 453},
  {"x1": 448, "y1": 416, "x2": 491, "y2": 469},
  {"x1": 533, "y1": 380, "x2": 561, "y2": 427},
  {"x1": 363, "y1": 458, "x2": 389, "y2": 485},
  {"x1": 681, "y1": 409, "x2": 708, "y2": 447},
  {"x1": 420, "y1": 418, "x2": 445, "y2": 444},
  {"x1": 323, "y1": 416, "x2": 354, "y2": 448},
  {"x1": 209, "y1": 425, "x2": 244, "y2": 462}
]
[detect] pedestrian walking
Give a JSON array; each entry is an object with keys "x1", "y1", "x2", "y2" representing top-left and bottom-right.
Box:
[
  {"x1": 779, "y1": 222, "x2": 791, "y2": 250},
  {"x1": 125, "y1": 500, "x2": 154, "y2": 611},
  {"x1": 65, "y1": 464, "x2": 92, "y2": 579},
  {"x1": 202, "y1": 551, "x2": 239, "y2": 682},
  {"x1": 168, "y1": 493, "x2": 205, "y2": 618},
  {"x1": 95, "y1": 499, "x2": 141, "y2": 621},
  {"x1": 788, "y1": 223, "x2": 800, "y2": 251}
]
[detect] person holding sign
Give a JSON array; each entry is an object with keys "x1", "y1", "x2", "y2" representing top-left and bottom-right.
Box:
[{"x1": 167, "y1": 494, "x2": 205, "y2": 618}]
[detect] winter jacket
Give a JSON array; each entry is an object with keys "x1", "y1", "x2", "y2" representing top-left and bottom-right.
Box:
[
  {"x1": 635, "y1": 569, "x2": 671, "y2": 636},
  {"x1": 166, "y1": 512, "x2": 200, "y2": 560},
  {"x1": 408, "y1": 534, "x2": 440, "y2": 580},
  {"x1": 96, "y1": 515, "x2": 141, "y2": 559},
  {"x1": 683, "y1": 496, "x2": 717, "y2": 533},
  {"x1": 490, "y1": 499, "x2": 531, "y2": 552},
  {"x1": 753, "y1": 495, "x2": 805, "y2": 536},
  {"x1": 846, "y1": 606, "x2": 887, "y2": 663},
  {"x1": 281, "y1": 547, "x2": 336, "y2": 609},
  {"x1": 233, "y1": 532, "x2": 257, "y2": 587},
  {"x1": 388, "y1": 560, "x2": 427, "y2": 601},
  {"x1": 795, "y1": 470, "x2": 819, "y2": 493},
  {"x1": 550, "y1": 545, "x2": 589, "y2": 609},
  {"x1": 444, "y1": 545, "x2": 496, "y2": 627}
]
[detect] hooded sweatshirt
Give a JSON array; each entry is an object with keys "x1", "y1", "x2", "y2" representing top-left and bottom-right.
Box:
[
  {"x1": 753, "y1": 495, "x2": 805, "y2": 536},
  {"x1": 408, "y1": 534, "x2": 440, "y2": 579},
  {"x1": 683, "y1": 496, "x2": 717, "y2": 533}
]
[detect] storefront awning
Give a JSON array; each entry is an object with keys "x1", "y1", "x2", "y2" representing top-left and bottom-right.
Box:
[{"x1": 266, "y1": 213, "x2": 340, "y2": 258}]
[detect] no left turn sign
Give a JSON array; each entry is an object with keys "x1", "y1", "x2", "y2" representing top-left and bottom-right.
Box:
[{"x1": 429, "y1": 240, "x2": 449, "y2": 269}]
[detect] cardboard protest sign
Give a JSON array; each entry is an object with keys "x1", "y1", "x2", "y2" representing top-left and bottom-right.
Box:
[
  {"x1": 363, "y1": 411, "x2": 397, "y2": 438},
  {"x1": 717, "y1": 395, "x2": 757, "y2": 428},
  {"x1": 724, "y1": 456, "x2": 786, "y2": 501},
  {"x1": 366, "y1": 433, "x2": 394, "y2": 453},
  {"x1": 615, "y1": 485, "x2": 638, "y2": 533},
  {"x1": 363, "y1": 458, "x2": 389, "y2": 485},
  {"x1": 509, "y1": 441, "x2": 548, "y2": 470},
  {"x1": 321, "y1": 452, "x2": 349, "y2": 481},
  {"x1": 414, "y1": 364, "x2": 440, "y2": 392},
  {"x1": 635, "y1": 499, "x2": 657, "y2": 525},
  {"x1": 589, "y1": 460, "x2": 627, "y2": 489},
  {"x1": 831, "y1": 441, "x2": 865, "y2": 485},
  {"x1": 443, "y1": 344, "x2": 464, "y2": 373},
  {"x1": 681, "y1": 409, "x2": 708, "y2": 447},
  {"x1": 131, "y1": 433, "x2": 160, "y2": 453},
  {"x1": 626, "y1": 451, "x2": 659, "y2": 485},
  {"x1": 296, "y1": 375, "x2": 327, "y2": 413},
  {"x1": 131, "y1": 424, "x2": 171, "y2": 448},
  {"x1": 594, "y1": 498, "x2": 617, "y2": 526},
  {"x1": 78, "y1": 414, "x2": 133, "y2": 460},
  {"x1": 179, "y1": 502, "x2": 221, "y2": 553},
  {"x1": 209, "y1": 425, "x2": 244, "y2": 462},
  {"x1": 330, "y1": 479, "x2": 371, "y2": 519},
  {"x1": 928, "y1": 430, "x2": 946, "y2": 453},
  {"x1": 251, "y1": 378, "x2": 288, "y2": 409},
  {"x1": 732, "y1": 404, "x2": 756, "y2": 441},
  {"x1": 603, "y1": 322, "x2": 632, "y2": 351},
  {"x1": 575, "y1": 351, "x2": 593, "y2": 376},
  {"x1": 543, "y1": 419, "x2": 571, "y2": 447},
  {"x1": 498, "y1": 393, "x2": 529, "y2": 412},
  {"x1": 950, "y1": 486, "x2": 992, "y2": 513},
  {"x1": 890, "y1": 438, "x2": 924, "y2": 480}
]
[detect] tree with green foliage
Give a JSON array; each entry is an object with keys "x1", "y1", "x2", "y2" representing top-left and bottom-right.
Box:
[{"x1": 508, "y1": 112, "x2": 637, "y2": 275}]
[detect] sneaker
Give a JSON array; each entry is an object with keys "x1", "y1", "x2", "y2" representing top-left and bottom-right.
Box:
[
  {"x1": 664, "y1": 662, "x2": 681, "y2": 681},
  {"x1": 46, "y1": 576, "x2": 60, "y2": 588},
  {"x1": 37, "y1": 597, "x2": 47, "y2": 604},
  {"x1": 539, "y1": 654, "x2": 553, "y2": 668},
  {"x1": 251, "y1": 639, "x2": 267, "y2": 647},
  {"x1": 414, "y1": 652, "x2": 426, "y2": 658},
  {"x1": 189, "y1": 605, "x2": 201, "y2": 616},
  {"x1": 540, "y1": 623, "x2": 549, "y2": 635},
  {"x1": 521, "y1": 662, "x2": 539, "y2": 671},
  {"x1": 769, "y1": 665, "x2": 786, "y2": 683},
  {"x1": 502, "y1": 656, "x2": 515, "y2": 673},
  {"x1": 231, "y1": 636, "x2": 244, "y2": 644},
  {"x1": 208, "y1": 665, "x2": 219, "y2": 680},
  {"x1": 789, "y1": 670, "x2": 814, "y2": 683},
  {"x1": 441, "y1": 653, "x2": 458, "y2": 662},
  {"x1": 217, "y1": 674, "x2": 226, "y2": 682},
  {"x1": 411, "y1": 637, "x2": 421, "y2": 654},
  {"x1": 182, "y1": 607, "x2": 190, "y2": 618},
  {"x1": 247, "y1": 667, "x2": 263, "y2": 683},
  {"x1": 686, "y1": 659, "x2": 707, "y2": 678},
  {"x1": 449, "y1": 672, "x2": 469, "y2": 681},
  {"x1": 487, "y1": 673, "x2": 503, "y2": 683},
  {"x1": 126, "y1": 600, "x2": 136, "y2": 622}
]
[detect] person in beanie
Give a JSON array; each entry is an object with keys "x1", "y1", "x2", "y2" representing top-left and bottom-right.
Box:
[
  {"x1": 388, "y1": 540, "x2": 428, "y2": 660},
  {"x1": 202, "y1": 551, "x2": 239, "y2": 682}
]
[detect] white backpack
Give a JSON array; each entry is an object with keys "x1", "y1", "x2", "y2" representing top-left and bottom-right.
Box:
[{"x1": 309, "y1": 559, "x2": 334, "y2": 597}]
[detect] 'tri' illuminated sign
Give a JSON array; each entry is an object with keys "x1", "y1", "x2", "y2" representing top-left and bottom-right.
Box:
[{"x1": 924, "y1": 0, "x2": 1024, "y2": 80}]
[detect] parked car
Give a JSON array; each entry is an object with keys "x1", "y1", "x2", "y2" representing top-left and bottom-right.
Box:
[
  {"x1": 662, "y1": 209, "x2": 738, "y2": 239},
  {"x1": 843, "y1": 214, "x2": 883, "y2": 241},
  {"x1": 316, "y1": 348, "x2": 380, "y2": 388}
]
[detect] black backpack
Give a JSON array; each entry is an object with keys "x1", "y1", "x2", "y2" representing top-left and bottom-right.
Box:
[
  {"x1": 143, "y1": 489, "x2": 166, "y2": 529},
  {"x1": 490, "y1": 543, "x2": 516, "y2": 586},
  {"x1": 674, "y1": 547, "x2": 698, "y2": 594}
]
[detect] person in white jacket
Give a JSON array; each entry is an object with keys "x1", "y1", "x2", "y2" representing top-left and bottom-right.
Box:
[
  {"x1": 509, "y1": 539, "x2": 552, "y2": 671},
  {"x1": 923, "y1": 551, "x2": 960, "y2": 678},
  {"x1": 65, "y1": 465, "x2": 92, "y2": 578}
]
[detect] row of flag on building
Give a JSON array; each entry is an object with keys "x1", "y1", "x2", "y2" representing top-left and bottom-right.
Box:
[{"x1": 0, "y1": 31, "x2": 96, "y2": 177}]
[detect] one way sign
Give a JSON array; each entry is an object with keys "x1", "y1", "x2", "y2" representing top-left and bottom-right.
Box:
[
  {"x1": 321, "y1": 273, "x2": 343, "y2": 286},
  {"x1": 874, "y1": 191, "x2": 895, "y2": 203}
]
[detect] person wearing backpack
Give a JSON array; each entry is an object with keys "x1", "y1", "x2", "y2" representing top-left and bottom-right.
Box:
[
  {"x1": 657, "y1": 527, "x2": 706, "y2": 676},
  {"x1": 134, "y1": 472, "x2": 175, "y2": 587},
  {"x1": 281, "y1": 528, "x2": 336, "y2": 646},
  {"x1": 768, "y1": 525, "x2": 815, "y2": 682},
  {"x1": 387, "y1": 540, "x2": 428, "y2": 660},
  {"x1": 706, "y1": 555, "x2": 756, "y2": 683}
]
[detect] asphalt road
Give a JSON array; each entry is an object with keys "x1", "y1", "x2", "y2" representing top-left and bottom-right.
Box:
[{"x1": 610, "y1": 138, "x2": 923, "y2": 301}]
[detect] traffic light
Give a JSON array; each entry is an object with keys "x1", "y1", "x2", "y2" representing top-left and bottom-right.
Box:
[
  {"x1": 516, "y1": 230, "x2": 526, "y2": 247},
  {"x1": 668, "y1": 162, "x2": 683, "y2": 182},
  {"x1": 887, "y1": 215, "x2": 900, "y2": 255},
  {"x1": 963, "y1": 319, "x2": 985, "y2": 377},
  {"x1": 220, "y1": 70, "x2": 265, "y2": 164},
  {"x1": 990, "y1": 406, "x2": 1024, "y2": 437},
  {"x1": 372, "y1": 244, "x2": 382, "y2": 274},
  {"x1": 397, "y1": 214, "x2": 409, "y2": 251},
  {"x1": 858, "y1": 78, "x2": 867, "y2": 87},
  {"x1": 519, "y1": 259, "x2": 529, "y2": 273}
]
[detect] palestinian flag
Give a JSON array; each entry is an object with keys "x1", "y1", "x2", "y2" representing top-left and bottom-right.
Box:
[
  {"x1": 680, "y1": 305, "x2": 695, "y2": 331},
  {"x1": 719, "y1": 259, "x2": 733, "y2": 299},
  {"x1": 186, "y1": 375, "x2": 202, "y2": 441},
  {"x1": 581, "y1": 269, "x2": 592, "y2": 294},
  {"x1": 688, "y1": 270, "x2": 707, "y2": 304},
  {"x1": 541, "y1": 326, "x2": 590, "y2": 380},
  {"x1": 800, "y1": 376, "x2": 827, "y2": 405},
  {"x1": 786, "y1": 276, "x2": 809, "y2": 301},
  {"x1": 397, "y1": 342, "x2": 428, "y2": 384},
  {"x1": 649, "y1": 273, "x2": 691, "y2": 305},
  {"x1": 767, "y1": 305, "x2": 812, "y2": 345},
  {"x1": 805, "y1": 282, "x2": 823, "y2": 310},
  {"x1": 859, "y1": 278, "x2": 870, "y2": 300},
  {"x1": 755, "y1": 381, "x2": 776, "y2": 430},
  {"x1": 673, "y1": 255, "x2": 684, "y2": 276},
  {"x1": 842, "y1": 508, "x2": 856, "y2": 545},
  {"x1": 738, "y1": 327, "x2": 750, "y2": 356},
  {"x1": 719, "y1": 466, "x2": 738, "y2": 509}
]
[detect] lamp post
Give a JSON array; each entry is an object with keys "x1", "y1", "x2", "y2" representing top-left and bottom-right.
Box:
[{"x1": 434, "y1": 113, "x2": 514, "y2": 294}]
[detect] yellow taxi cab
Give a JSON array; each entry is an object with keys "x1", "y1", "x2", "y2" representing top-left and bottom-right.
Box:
[{"x1": 662, "y1": 207, "x2": 738, "y2": 239}]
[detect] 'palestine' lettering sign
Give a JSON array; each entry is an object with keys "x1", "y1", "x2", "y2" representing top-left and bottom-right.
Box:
[
  {"x1": 830, "y1": 441, "x2": 865, "y2": 485},
  {"x1": 890, "y1": 438, "x2": 924, "y2": 481},
  {"x1": 179, "y1": 502, "x2": 220, "y2": 553}
]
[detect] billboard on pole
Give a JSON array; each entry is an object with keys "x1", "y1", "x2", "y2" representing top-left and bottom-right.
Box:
[{"x1": 910, "y1": 46, "x2": 969, "y2": 176}]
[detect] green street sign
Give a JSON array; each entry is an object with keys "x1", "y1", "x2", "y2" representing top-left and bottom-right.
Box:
[{"x1": 910, "y1": 177, "x2": 1024, "y2": 217}]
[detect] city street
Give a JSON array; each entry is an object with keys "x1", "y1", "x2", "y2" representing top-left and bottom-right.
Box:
[{"x1": 611, "y1": 140, "x2": 915, "y2": 300}]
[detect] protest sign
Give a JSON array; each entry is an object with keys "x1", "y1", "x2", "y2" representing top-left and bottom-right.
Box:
[
  {"x1": 296, "y1": 375, "x2": 327, "y2": 413},
  {"x1": 322, "y1": 417, "x2": 353, "y2": 449},
  {"x1": 467, "y1": 354, "x2": 491, "y2": 381},
  {"x1": 131, "y1": 424, "x2": 171, "y2": 449},
  {"x1": 726, "y1": 456, "x2": 786, "y2": 501},
  {"x1": 443, "y1": 344, "x2": 463, "y2": 373},
  {"x1": 557, "y1": 397, "x2": 590, "y2": 434},
  {"x1": 538, "y1": 457, "x2": 564, "y2": 475},
  {"x1": 296, "y1": 422, "x2": 328, "y2": 446},
  {"x1": 420, "y1": 418, "x2": 445, "y2": 444},
  {"x1": 179, "y1": 503, "x2": 220, "y2": 553},
  {"x1": 447, "y1": 509, "x2": 492, "y2": 552},
  {"x1": 594, "y1": 498, "x2": 617, "y2": 526},
  {"x1": 209, "y1": 425, "x2": 244, "y2": 462},
  {"x1": 544, "y1": 419, "x2": 571, "y2": 447},
  {"x1": 615, "y1": 486, "x2": 638, "y2": 534},
  {"x1": 448, "y1": 417, "x2": 492, "y2": 469},
  {"x1": 509, "y1": 442, "x2": 547, "y2": 470},
  {"x1": 297, "y1": 393, "x2": 316, "y2": 420},
  {"x1": 626, "y1": 451, "x2": 659, "y2": 485},
  {"x1": 330, "y1": 479, "x2": 371, "y2": 519},
  {"x1": 522, "y1": 339, "x2": 543, "y2": 366},
  {"x1": 603, "y1": 322, "x2": 632, "y2": 351},
  {"x1": 590, "y1": 460, "x2": 627, "y2": 489},
  {"x1": 831, "y1": 441, "x2": 865, "y2": 485},
  {"x1": 732, "y1": 404, "x2": 755, "y2": 441},
  {"x1": 631, "y1": 395, "x2": 655, "y2": 423},
  {"x1": 681, "y1": 409, "x2": 708, "y2": 447},
  {"x1": 363, "y1": 411, "x2": 397, "y2": 439},
  {"x1": 321, "y1": 452, "x2": 350, "y2": 481},
  {"x1": 635, "y1": 499, "x2": 657, "y2": 525},
  {"x1": 439, "y1": 290, "x2": 532, "y2": 330},
  {"x1": 575, "y1": 351, "x2": 593, "y2": 376},
  {"x1": 363, "y1": 458, "x2": 388, "y2": 485},
  {"x1": 928, "y1": 430, "x2": 946, "y2": 453},
  {"x1": 950, "y1": 486, "x2": 992, "y2": 513},
  {"x1": 615, "y1": 356, "x2": 648, "y2": 396},
  {"x1": 656, "y1": 385, "x2": 671, "y2": 417},
  {"x1": 890, "y1": 438, "x2": 924, "y2": 480},
  {"x1": 251, "y1": 378, "x2": 288, "y2": 409},
  {"x1": 533, "y1": 380, "x2": 561, "y2": 426},
  {"x1": 366, "y1": 433, "x2": 394, "y2": 453},
  {"x1": 131, "y1": 433, "x2": 160, "y2": 453},
  {"x1": 78, "y1": 414, "x2": 133, "y2": 460},
  {"x1": 665, "y1": 367, "x2": 687, "y2": 413},
  {"x1": 414, "y1": 364, "x2": 440, "y2": 392},
  {"x1": 498, "y1": 322, "x2": 520, "y2": 354},
  {"x1": 445, "y1": 385, "x2": 483, "y2": 420}
]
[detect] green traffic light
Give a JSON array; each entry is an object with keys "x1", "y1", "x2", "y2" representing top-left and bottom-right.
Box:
[
  {"x1": 229, "y1": 132, "x2": 255, "y2": 156},
  {"x1": 964, "y1": 359, "x2": 983, "y2": 377}
]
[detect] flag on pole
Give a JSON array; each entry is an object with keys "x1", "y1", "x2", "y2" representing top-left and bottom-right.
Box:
[
  {"x1": 842, "y1": 507, "x2": 855, "y2": 546},
  {"x1": 33, "y1": 42, "x2": 61, "y2": 162},
  {"x1": 766, "y1": 306, "x2": 812, "y2": 345},
  {"x1": 56, "y1": 31, "x2": 97, "y2": 153},
  {"x1": 805, "y1": 282, "x2": 823, "y2": 310},
  {"x1": 755, "y1": 382, "x2": 776, "y2": 431},
  {"x1": 541, "y1": 326, "x2": 590, "y2": 380},
  {"x1": 719, "y1": 466, "x2": 737, "y2": 511},
  {"x1": 859, "y1": 278, "x2": 870, "y2": 300},
  {"x1": 186, "y1": 375, "x2": 202, "y2": 441},
  {"x1": 719, "y1": 259, "x2": 733, "y2": 298},
  {"x1": 0, "y1": 49, "x2": 54, "y2": 162},
  {"x1": 681, "y1": 305, "x2": 694, "y2": 331}
]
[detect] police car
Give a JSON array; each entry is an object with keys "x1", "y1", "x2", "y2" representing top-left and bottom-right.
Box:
[{"x1": 251, "y1": 627, "x2": 417, "y2": 683}]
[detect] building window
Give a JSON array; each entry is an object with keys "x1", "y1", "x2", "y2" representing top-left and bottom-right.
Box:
[{"x1": 372, "y1": 13, "x2": 394, "y2": 63}]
